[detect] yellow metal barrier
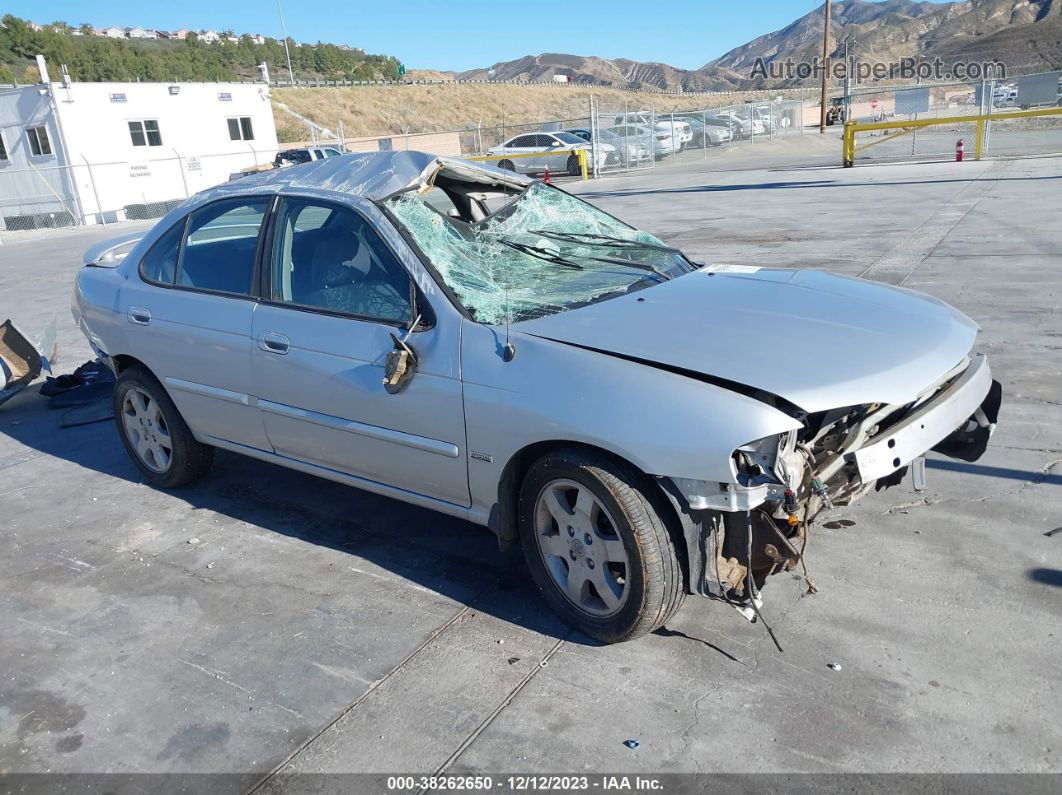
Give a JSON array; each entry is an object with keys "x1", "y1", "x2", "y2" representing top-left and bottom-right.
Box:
[
  {"x1": 842, "y1": 106, "x2": 1062, "y2": 167},
  {"x1": 466, "y1": 148, "x2": 589, "y2": 180}
]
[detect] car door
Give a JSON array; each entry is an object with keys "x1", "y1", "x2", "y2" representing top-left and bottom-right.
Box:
[
  {"x1": 505, "y1": 135, "x2": 537, "y2": 173},
  {"x1": 250, "y1": 196, "x2": 469, "y2": 507},
  {"x1": 539, "y1": 134, "x2": 569, "y2": 172},
  {"x1": 119, "y1": 197, "x2": 272, "y2": 451}
]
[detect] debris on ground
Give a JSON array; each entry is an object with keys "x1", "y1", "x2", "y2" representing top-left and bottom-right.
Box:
[
  {"x1": 42, "y1": 359, "x2": 117, "y2": 427},
  {"x1": 188, "y1": 538, "x2": 200, "y2": 545},
  {"x1": 827, "y1": 662, "x2": 842, "y2": 671},
  {"x1": 623, "y1": 739, "x2": 640, "y2": 749},
  {"x1": 1, "y1": 316, "x2": 57, "y2": 406}
]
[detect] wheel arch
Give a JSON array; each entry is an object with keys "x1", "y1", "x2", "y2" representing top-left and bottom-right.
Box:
[{"x1": 489, "y1": 440, "x2": 689, "y2": 584}]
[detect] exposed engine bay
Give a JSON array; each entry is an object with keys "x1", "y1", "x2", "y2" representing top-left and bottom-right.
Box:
[{"x1": 677, "y1": 355, "x2": 1003, "y2": 624}]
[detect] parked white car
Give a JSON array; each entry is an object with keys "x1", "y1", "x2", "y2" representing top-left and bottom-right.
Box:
[
  {"x1": 563, "y1": 128, "x2": 651, "y2": 167},
  {"x1": 607, "y1": 124, "x2": 676, "y2": 160},
  {"x1": 714, "y1": 111, "x2": 764, "y2": 139},
  {"x1": 487, "y1": 132, "x2": 609, "y2": 176},
  {"x1": 613, "y1": 112, "x2": 692, "y2": 153}
]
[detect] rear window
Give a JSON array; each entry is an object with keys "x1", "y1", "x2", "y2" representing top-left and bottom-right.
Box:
[
  {"x1": 139, "y1": 221, "x2": 184, "y2": 284},
  {"x1": 177, "y1": 199, "x2": 269, "y2": 294}
]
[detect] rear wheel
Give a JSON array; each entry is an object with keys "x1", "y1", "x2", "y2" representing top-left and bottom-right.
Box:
[
  {"x1": 566, "y1": 154, "x2": 581, "y2": 176},
  {"x1": 518, "y1": 449, "x2": 684, "y2": 643},
  {"x1": 497, "y1": 159, "x2": 515, "y2": 171},
  {"x1": 114, "y1": 366, "x2": 213, "y2": 488}
]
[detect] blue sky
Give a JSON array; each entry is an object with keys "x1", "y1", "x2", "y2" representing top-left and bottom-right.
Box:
[{"x1": 5, "y1": 1, "x2": 956, "y2": 72}]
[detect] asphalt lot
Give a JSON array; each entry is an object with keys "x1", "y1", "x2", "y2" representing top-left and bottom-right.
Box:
[{"x1": 1, "y1": 136, "x2": 1060, "y2": 790}]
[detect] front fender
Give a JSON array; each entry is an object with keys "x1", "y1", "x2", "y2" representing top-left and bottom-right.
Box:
[{"x1": 460, "y1": 322, "x2": 801, "y2": 524}]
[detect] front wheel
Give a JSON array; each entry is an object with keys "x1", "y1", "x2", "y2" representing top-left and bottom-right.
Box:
[
  {"x1": 114, "y1": 366, "x2": 214, "y2": 488},
  {"x1": 518, "y1": 449, "x2": 685, "y2": 643},
  {"x1": 497, "y1": 159, "x2": 516, "y2": 171}
]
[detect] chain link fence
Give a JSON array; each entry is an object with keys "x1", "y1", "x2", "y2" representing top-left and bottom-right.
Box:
[
  {"x1": 842, "y1": 70, "x2": 1062, "y2": 165},
  {"x1": 1, "y1": 146, "x2": 274, "y2": 232}
]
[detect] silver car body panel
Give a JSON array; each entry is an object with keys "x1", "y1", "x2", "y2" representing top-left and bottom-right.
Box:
[
  {"x1": 73, "y1": 151, "x2": 995, "y2": 564},
  {"x1": 853, "y1": 354, "x2": 992, "y2": 482},
  {"x1": 516, "y1": 267, "x2": 980, "y2": 414}
]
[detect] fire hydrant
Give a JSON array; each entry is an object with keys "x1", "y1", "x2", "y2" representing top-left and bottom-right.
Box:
[{"x1": 956, "y1": 139, "x2": 965, "y2": 162}]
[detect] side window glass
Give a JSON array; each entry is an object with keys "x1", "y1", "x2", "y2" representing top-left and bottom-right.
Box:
[
  {"x1": 139, "y1": 220, "x2": 184, "y2": 284},
  {"x1": 178, "y1": 198, "x2": 268, "y2": 294},
  {"x1": 272, "y1": 199, "x2": 412, "y2": 324}
]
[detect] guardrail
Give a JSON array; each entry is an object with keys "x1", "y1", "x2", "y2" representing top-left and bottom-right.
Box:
[
  {"x1": 465, "y1": 149, "x2": 590, "y2": 180},
  {"x1": 842, "y1": 106, "x2": 1062, "y2": 167}
]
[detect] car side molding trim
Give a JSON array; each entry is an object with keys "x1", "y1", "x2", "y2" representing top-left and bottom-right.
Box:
[
  {"x1": 165, "y1": 377, "x2": 256, "y2": 407},
  {"x1": 259, "y1": 399, "x2": 461, "y2": 459}
]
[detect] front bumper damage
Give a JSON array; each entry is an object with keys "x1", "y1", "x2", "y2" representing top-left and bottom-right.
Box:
[{"x1": 665, "y1": 354, "x2": 1002, "y2": 616}]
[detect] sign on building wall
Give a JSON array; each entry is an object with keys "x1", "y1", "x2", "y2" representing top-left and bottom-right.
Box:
[{"x1": 109, "y1": 93, "x2": 127, "y2": 103}]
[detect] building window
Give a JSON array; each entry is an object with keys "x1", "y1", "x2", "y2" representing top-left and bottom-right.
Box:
[
  {"x1": 227, "y1": 117, "x2": 255, "y2": 141},
  {"x1": 0, "y1": 131, "x2": 8, "y2": 161},
  {"x1": 129, "y1": 120, "x2": 163, "y2": 147},
  {"x1": 27, "y1": 125, "x2": 52, "y2": 157}
]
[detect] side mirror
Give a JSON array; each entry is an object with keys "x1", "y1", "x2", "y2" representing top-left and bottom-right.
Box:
[{"x1": 383, "y1": 331, "x2": 419, "y2": 394}]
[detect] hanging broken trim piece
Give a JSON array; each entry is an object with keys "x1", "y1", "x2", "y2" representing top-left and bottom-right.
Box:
[
  {"x1": 386, "y1": 181, "x2": 693, "y2": 325},
  {"x1": 1, "y1": 317, "x2": 57, "y2": 406}
]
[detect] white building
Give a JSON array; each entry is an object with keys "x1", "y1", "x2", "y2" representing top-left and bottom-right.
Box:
[
  {"x1": 252, "y1": 34, "x2": 267, "y2": 45},
  {"x1": 0, "y1": 77, "x2": 278, "y2": 229},
  {"x1": 100, "y1": 27, "x2": 125, "y2": 38},
  {"x1": 126, "y1": 27, "x2": 158, "y2": 39},
  {"x1": 197, "y1": 30, "x2": 220, "y2": 44}
]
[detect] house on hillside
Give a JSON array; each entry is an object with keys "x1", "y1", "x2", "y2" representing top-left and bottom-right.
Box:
[
  {"x1": 0, "y1": 76, "x2": 278, "y2": 230},
  {"x1": 172, "y1": 29, "x2": 190, "y2": 40},
  {"x1": 198, "y1": 30, "x2": 220, "y2": 43},
  {"x1": 127, "y1": 27, "x2": 158, "y2": 39},
  {"x1": 99, "y1": 26, "x2": 125, "y2": 38},
  {"x1": 251, "y1": 34, "x2": 267, "y2": 45}
]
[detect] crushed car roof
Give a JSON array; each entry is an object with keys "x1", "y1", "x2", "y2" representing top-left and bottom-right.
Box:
[{"x1": 212, "y1": 150, "x2": 530, "y2": 202}]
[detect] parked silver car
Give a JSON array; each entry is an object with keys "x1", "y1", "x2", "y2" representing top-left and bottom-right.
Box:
[
  {"x1": 74, "y1": 151, "x2": 1001, "y2": 643},
  {"x1": 486, "y1": 132, "x2": 609, "y2": 175}
]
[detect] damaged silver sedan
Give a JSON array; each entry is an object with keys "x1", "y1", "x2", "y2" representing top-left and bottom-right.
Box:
[{"x1": 73, "y1": 151, "x2": 1001, "y2": 643}]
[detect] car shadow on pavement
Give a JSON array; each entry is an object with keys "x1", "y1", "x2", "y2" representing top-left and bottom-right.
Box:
[
  {"x1": 579, "y1": 174, "x2": 1062, "y2": 200},
  {"x1": 1, "y1": 386, "x2": 590, "y2": 646},
  {"x1": 1027, "y1": 568, "x2": 1062, "y2": 589}
]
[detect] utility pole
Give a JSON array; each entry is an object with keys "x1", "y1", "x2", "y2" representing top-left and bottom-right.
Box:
[
  {"x1": 277, "y1": 0, "x2": 295, "y2": 86},
  {"x1": 819, "y1": 0, "x2": 832, "y2": 134}
]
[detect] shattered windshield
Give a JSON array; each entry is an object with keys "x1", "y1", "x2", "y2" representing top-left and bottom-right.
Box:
[{"x1": 386, "y1": 182, "x2": 694, "y2": 324}]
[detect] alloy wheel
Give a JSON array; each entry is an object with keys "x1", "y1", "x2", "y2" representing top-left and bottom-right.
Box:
[
  {"x1": 532, "y1": 479, "x2": 630, "y2": 617},
  {"x1": 121, "y1": 386, "x2": 173, "y2": 473}
]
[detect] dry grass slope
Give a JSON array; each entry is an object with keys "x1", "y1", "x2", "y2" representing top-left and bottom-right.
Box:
[{"x1": 271, "y1": 83, "x2": 801, "y2": 140}]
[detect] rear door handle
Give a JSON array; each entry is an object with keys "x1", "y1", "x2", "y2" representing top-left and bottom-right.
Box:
[
  {"x1": 257, "y1": 332, "x2": 290, "y2": 354},
  {"x1": 128, "y1": 307, "x2": 151, "y2": 325}
]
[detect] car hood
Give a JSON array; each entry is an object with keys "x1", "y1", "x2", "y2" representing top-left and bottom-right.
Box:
[{"x1": 515, "y1": 268, "x2": 979, "y2": 414}]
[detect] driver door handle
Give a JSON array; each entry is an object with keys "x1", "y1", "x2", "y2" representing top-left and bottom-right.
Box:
[{"x1": 257, "y1": 332, "x2": 290, "y2": 355}]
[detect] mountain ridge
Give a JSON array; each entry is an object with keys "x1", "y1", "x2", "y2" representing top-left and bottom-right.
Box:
[{"x1": 457, "y1": 0, "x2": 1062, "y2": 90}]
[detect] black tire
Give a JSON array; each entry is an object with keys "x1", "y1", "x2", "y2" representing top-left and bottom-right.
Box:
[
  {"x1": 113, "y1": 366, "x2": 214, "y2": 488},
  {"x1": 497, "y1": 159, "x2": 515, "y2": 172},
  {"x1": 518, "y1": 448, "x2": 685, "y2": 643},
  {"x1": 565, "y1": 154, "x2": 581, "y2": 176}
]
